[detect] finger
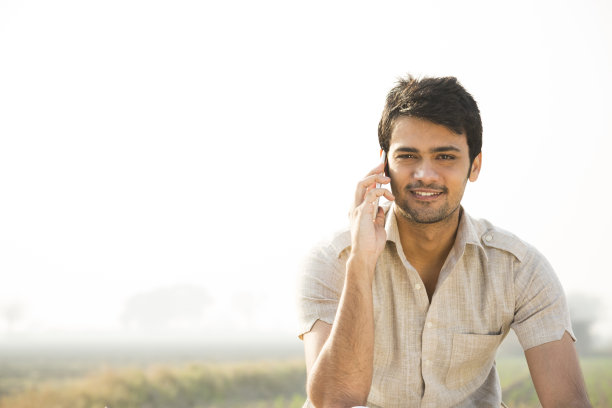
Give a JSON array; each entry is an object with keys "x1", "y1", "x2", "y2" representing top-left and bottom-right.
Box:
[
  {"x1": 354, "y1": 174, "x2": 390, "y2": 207},
  {"x1": 352, "y1": 187, "x2": 394, "y2": 223},
  {"x1": 362, "y1": 187, "x2": 394, "y2": 206},
  {"x1": 364, "y1": 161, "x2": 386, "y2": 178},
  {"x1": 374, "y1": 205, "x2": 386, "y2": 225},
  {"x1": 350, "y1": 188, "x2": 395, "y2": 222},
  {"x1": 374, "y1": 191, "x2": 395, "y2": 219},
  {"x1": 382, "y1": 189, "x2": 395, "y2": 202},
  {"x1": 359, "y1": 188, "x2": 392, "y2": 217}
]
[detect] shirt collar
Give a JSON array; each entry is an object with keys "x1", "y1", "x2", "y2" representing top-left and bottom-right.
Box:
[
  {"x1": 455, "y1": 207, "x2": 486, "y2": 252},
  {"x1": 384, "y1": 202, "x2": 401, "y2": 245},
  {"x1": 332, "y1": 203, "x2": 485, "y2": 258},
  {"x1": 385, "y1": 203, "x2": 485, "y2": 253}
]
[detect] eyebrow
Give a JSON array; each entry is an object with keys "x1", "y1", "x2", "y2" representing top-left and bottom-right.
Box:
[{"x1": 395, "y1": 146, "x2": 462, "y2": 154}]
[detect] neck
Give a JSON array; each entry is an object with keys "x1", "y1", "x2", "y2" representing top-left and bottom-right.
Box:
[{"x1": 395, "y1": 206, "x2": 462, "y2": 271}]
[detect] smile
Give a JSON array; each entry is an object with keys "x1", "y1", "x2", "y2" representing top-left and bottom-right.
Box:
[{"x1": 411, "y1": 190, "x2": 443, "y2": 200}]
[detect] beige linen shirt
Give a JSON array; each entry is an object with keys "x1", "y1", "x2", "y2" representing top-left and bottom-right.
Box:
[{"x1": 297, "y1": 203, "x2": 574, "y2": 408}]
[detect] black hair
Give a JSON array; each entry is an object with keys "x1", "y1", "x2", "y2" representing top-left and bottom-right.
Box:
[{"x1": 378, "y1": 75, "x2": 482, "y2": 165}]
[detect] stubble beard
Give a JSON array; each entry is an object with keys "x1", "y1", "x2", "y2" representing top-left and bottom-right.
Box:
[
  {"x1": 392, "y1": 181, "x2": 464, "y2": 225},
  {"x1": 395, "y1": 197, "x2": 461, "y2": 224}
]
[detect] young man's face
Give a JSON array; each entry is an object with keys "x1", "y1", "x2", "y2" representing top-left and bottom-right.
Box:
[{"x1": 387, "y1": 116, "x2": 481, "y2": 224}]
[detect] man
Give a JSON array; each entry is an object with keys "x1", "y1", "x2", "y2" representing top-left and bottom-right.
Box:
[{"x1": 297, "y1": 75, "x2": 591, "y2": 407}]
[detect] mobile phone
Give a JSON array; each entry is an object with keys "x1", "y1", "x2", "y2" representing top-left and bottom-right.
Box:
[{"x1": 373, "y1": 150, "x2": 387, "y2": 220}]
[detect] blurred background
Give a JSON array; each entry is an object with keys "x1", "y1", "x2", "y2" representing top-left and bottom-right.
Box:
[{"x1": 0, "y1": 0, "x2": 611, "y2": 406}]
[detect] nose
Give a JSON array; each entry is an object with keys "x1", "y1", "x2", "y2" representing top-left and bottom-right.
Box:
[{"x1": 413, "y1": 160, "x2": 439, "y2": 184}]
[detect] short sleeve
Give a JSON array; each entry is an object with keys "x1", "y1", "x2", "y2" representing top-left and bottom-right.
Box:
[
  {"x1": 511, "y1": 245, "x2": 575, "y2": 350},
  {"x1": 296, "y1": 232, "x2": 349, "y2": 340}
]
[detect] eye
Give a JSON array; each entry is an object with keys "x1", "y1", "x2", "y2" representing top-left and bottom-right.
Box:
[
  {"x1": 397, "y1": 154, "x2": 417, "y2": 159},
  {"x1": 437, "y1": 154, "x2": 456, "y2": 160}
]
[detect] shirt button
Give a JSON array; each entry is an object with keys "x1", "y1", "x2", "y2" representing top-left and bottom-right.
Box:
[
  {"x1": 415, "y1": 283, "x2": 422, "y2": 290},
  {"x1": 484, "y1": 234, "x2": 493, "y2": 242},
  {"x1": 426, "y1": 322, "x2": 433, "y2": 329}
]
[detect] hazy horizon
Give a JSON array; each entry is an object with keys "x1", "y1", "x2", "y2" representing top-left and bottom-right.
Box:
[{"x1": 1, "y1": 0, "x2": 611, "y2": 351}]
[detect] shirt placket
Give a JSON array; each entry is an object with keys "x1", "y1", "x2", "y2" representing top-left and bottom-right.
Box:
[
  {"x1": 405, "y1": 266, "x2": 436, "y2": 407},
  {"x1": 401, "y1": 260, "x2": 431, "y2": 405},
  {"x1": 420, "y1": 292, "x2": 442, "y2": 408}
]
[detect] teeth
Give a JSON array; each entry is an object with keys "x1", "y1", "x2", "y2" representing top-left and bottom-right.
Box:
[{"x1": 415, "y1": 192, "x2": 440, "y2": 196}]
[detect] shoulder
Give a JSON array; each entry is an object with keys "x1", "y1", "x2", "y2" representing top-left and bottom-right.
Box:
[
  {"x1": 468, "y1": 216, "x2": 532, "y2": 263},
  {"x1": 298, "y1": 225, "x2": 352, "y2": 292},
  {"x1": 297, "y1": 227, "x2": 351, "y2": 323},
  {"x1": 305, "y1": 225, "x2": 352, "y2": 263},
  {"x1": 466, "y1": 214, "x2": 558, "y2": 287}
]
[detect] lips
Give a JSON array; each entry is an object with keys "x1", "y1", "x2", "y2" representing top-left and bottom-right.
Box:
[
  {"x1": 410, "y1": 189, "x2": 444, "y2": 201},
  {"x1": 413, "y1": 191, "x2": 441, "y2": 197}
]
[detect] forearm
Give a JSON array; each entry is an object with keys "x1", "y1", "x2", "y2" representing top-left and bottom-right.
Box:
[{"x1": 307, "y1": 255, "x2": 375, "y2": 407}]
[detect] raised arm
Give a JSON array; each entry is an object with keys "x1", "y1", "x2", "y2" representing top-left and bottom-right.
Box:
[
  {"x1": 525, "y1": 331, "x2": 592, "y2": 408},
  {"x1": 303, "y1": 162, "x2": 394, "y2": 408}
]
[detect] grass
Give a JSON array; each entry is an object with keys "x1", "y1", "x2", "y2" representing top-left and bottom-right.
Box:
[
  {"x1": 0, "y1": 348, "x2": 609, "y2": 407},
  {"x1": 0, "y1": 360, "x2": 308, "y2": 408},
  {"x1": 497, "y1": 357, "x2": 612, "y2": 407}
]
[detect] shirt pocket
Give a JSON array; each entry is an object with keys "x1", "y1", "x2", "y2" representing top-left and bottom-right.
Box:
[{"x1": 445, "y1": 332, "x2": 502, "y2": 390}]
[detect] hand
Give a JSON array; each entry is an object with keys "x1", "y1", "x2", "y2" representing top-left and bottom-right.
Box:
[{"x1": 348, "y1": 161, "x2": 395, "y2": 271}]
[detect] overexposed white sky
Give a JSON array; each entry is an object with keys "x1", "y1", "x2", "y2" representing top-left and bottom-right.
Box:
[{"x1": 1, "y1": 0, "x2": 611, "y2": 342}]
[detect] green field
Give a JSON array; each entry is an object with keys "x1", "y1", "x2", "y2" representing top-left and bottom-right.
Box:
[
  {"x1": 497, "y1": 357, "x2": 612, "y2": 407},
  {"x1": 0, "y1": 348, "x2": 609, "y2": 407}
]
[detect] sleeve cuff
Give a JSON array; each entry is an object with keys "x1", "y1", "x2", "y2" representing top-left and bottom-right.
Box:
[
  {"x1": 298, "y1": 316, "x2": 334, "y2": 340},
  {"x1": 513, "y1": 325, "x2": 576, "y2": 351}
]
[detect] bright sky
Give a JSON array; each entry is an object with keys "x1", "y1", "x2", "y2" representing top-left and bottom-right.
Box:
[{"x1": 1, "y1": 0, "x2": 611, "y2": 342}]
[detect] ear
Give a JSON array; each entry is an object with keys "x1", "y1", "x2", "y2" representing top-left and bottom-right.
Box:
[{"x1": 468, "y1": 153, "x2": 482, "y2": 182}]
